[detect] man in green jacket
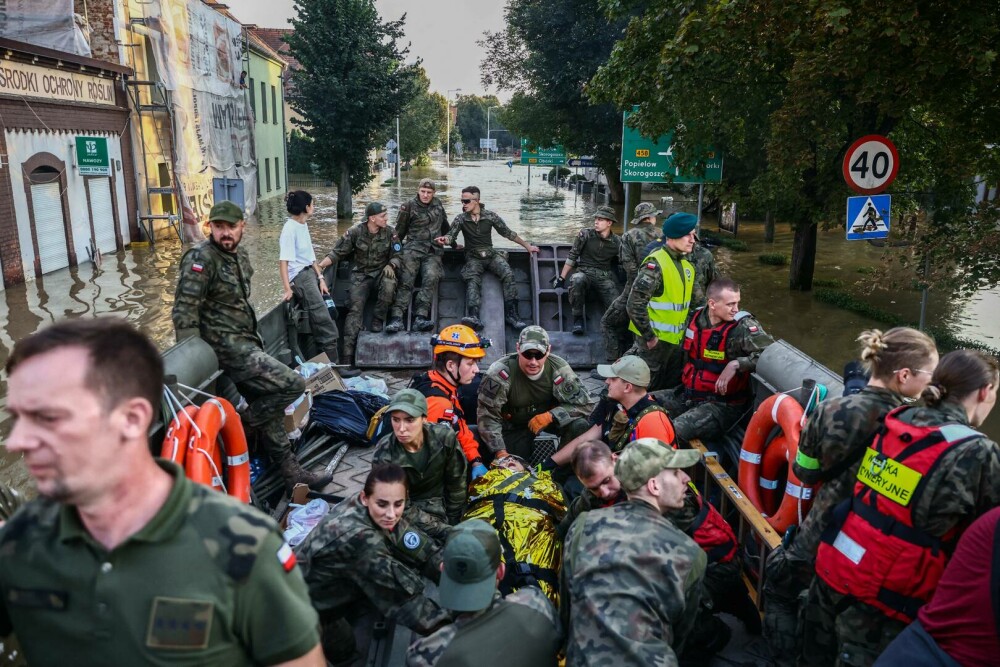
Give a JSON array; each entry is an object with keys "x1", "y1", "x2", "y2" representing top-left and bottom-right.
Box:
[
  {"x1": 626, "y1": 212, "x2": 698, "y2": 391},
  {"x1": 172, "y1": 201, "x2": 330, "y2": 489}
]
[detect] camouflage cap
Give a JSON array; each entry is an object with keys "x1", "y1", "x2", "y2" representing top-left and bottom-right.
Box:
[
  {"x1": 632, "y1": 202, "x2": 662, "y2": 223},
  {"x1": 387, "y1": 388, "x2": 428, "y2": 418},
  {"x1": 517, "y1": 325, "x2": 550, "y2": 354},
  {"x1": 208, "y1": 200, "x2": 244, "y2": 224},
  {"x1": 615, "y1": 437, "x2": 701, "y2": 492},
  {"x1": 439, "y1": 519, "x2": 502, "y2": 612},
  {"x1": 418, "y1": 178, "x2": 436, "y2": 191},
  {"x1": 596, "y1": 355, "x2": 650, "y2": 388},
  {"x1": 593, "y1": 205, "x2": 619, "y2": 223},
  {"x1": 662, "y1": 212, "x2": 698, "y2": 239},
  {"x1": 365, "y1": 202, "x2": 387, "y2": 218}
]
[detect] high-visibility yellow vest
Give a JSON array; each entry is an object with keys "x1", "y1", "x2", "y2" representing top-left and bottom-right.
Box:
[{"x1": 629, "y1": 247, "x2": 694, "y2": 344}]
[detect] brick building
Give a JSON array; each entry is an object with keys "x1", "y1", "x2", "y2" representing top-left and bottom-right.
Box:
[{"x1": 0, "y1": 37, "x2": 137, "y2": 288}]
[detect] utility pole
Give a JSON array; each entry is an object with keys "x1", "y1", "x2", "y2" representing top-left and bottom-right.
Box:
[
  {"x1": 446, "y1": 88, "x2": 461, "y2": 169},
  {"x1": 395, "y1": 116, "x2": 401, "y2": 181},
  {"x1": 487, "y1": 105, "x2": 498, "y2": 161}
]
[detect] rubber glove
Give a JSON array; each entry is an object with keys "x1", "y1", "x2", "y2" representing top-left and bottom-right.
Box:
[
  {"x1": 471, "y1": 463, "x2": 488, "y2": 480},
  {"x1": 528, "y1": 411, "x2": 554, "y2": 434},
  {"x1": 551, "y1": 276, "x2": 566, "y2": 289}
]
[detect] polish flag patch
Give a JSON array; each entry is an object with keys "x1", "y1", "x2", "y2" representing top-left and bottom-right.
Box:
[
  {"x1": 748, "y1": 326, "x2": 759, "y2": 333},
  {"x1": 191, "y1": 263, "x2": 204, "y2": 273},
  {"x1": 554, "y1": 375, "x2": 564, "y2": 385},
  {"x1": 277, "y1": 542, "x2": 297, "y2": 572},
  {"x1": 646, "y1": 262, "x2": 657, "y2": 270}
]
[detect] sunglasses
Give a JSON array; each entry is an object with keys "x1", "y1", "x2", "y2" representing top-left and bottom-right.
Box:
[
  {"x1": 521, "y1": 350, "x2": 546, "y2": 361},
  {"x1": 461, "y1": 198, "x2": 477, "y2": 204}
]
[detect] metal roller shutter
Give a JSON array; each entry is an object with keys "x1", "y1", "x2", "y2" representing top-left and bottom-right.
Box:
[
  {"x1": 88, "y1": 178, "x2": 117, "y2": 254},
  {"x1": 31, "y1": 182, "x2": 69, "y2": 275}
]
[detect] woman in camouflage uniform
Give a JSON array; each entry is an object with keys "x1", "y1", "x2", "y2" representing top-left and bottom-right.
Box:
[
  {"x1": 763, "y1": 327, "x2": 938, "y2": 666},
  {"x1": 295, "y1": 463, "x2": 452, "y2": 665}
]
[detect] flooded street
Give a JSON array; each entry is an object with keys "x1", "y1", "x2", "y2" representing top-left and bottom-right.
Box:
[{"x1": 1, "y1": 157, "x2": 997, "y2": 493}]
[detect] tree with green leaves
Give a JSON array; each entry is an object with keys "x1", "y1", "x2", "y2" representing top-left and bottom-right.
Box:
[
  {"x1": 481, "y1": 0, "x2": 631, "y2": 201},
  {"x1": 454, "y1": 94, "x2": 501, "y2": 153},
  {"x1": 377, "y1": 68, "x2": 445, "y2": 166},
  {"x1": 285, "y1": 0, "x2": 418, "y2": 217},
  {"x1": 590, "y1": 0, "x2": 1000, "y2": 291}
]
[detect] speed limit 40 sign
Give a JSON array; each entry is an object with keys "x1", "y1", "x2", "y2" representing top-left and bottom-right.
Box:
[{"x1": 843, "y1": 135, "x2": 899, "y2": 194}]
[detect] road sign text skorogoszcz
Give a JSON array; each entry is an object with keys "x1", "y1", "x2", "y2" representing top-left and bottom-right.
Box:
[
  {"x1": 843, "y1": 135, "x2": 899, "y2": 194},
  {"x1": 846, "y1": 194, "x2": 891, "y2": 240},
  {"x1": 620, "y1": 109, "x2": 722, "y2": 184},
  {"x1": 520, "y1": 139, "x2": 566, "y2": 166}
]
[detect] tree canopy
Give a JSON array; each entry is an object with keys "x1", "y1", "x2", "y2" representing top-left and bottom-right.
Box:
[
  {"x1": 481, "y1": 0, "x2": 631, "y2": 201},
  {"x1": 455, "y1": 94, "x2": 503, "y2": 153},
  {"x1": 589, "y1": 0, "x2": 1000, "y2": 291},
  {"x1": 378, "y1": 68, "x2": 446, "y2": 165},
  {"x1": 285, "y1": 0, "x2": 418, "y2": 217}
]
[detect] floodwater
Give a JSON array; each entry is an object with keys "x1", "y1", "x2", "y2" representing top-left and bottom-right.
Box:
[{"x1": 0, "y1": 157, "x2": 997, "y2": 495}]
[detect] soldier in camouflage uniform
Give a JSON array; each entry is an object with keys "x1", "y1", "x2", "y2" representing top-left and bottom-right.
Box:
[
  {"x1": 319, "y1": 201, "x2": 401, "y2": 366},
  {"x1": 654, "y1": 277, "x2": 773, "y2": 446},
  {"x1": 553, "y1": 206, "x2": 622, "y2": 335},
  {"x1": 386, "y1": 179, "x2": 450, "y2": 333},
  {"x1": 688, "y1": 241, "x2": 719, "y2": 312},
  {"x1": 1, "y1": 319, "x2": 323, "y2": 665},
  {"x1": 296, "y1": 463, "x2": 452, "y2": 665},
  {"x1": 600, "y1": 202, "x2": 664, "y2": 363},
  {"x1": 763, "y1": 327, "x2": 939, "y2": 666},
  {"x1": 802, "y1": 349, "x2": 1000, "y2": 667},
  {"x1": 172, "y1": 201, "x2": 330, "y2": 489},
  {"x1": 372, "y1": 389, "x2": 468, "y2": 529},
  {"x1": 406, "y1": 520, "x2": 562, "y2": 667},
  {"x1": 477, "y1": 326, "x2": 592, "y2": 461},
  {"x1": 561, "y1": 438, "x2": 707, "y2": 667},
  {"x1": 436, "y1": 185, "x2": 538, "y2": 330},
  {"x1": 627, "y1": 212, "x2": 698, "y2": 391}
]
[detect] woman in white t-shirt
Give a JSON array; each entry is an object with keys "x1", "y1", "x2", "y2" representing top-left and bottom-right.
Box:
[{"x1": 279, "y1": 191, "x2": 350, "y2": 371}]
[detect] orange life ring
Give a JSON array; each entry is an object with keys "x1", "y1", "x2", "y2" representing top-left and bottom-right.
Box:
[
  {"x1": 738, "y1": 393, "x2": 815, "y2": 533},
  {"x1": 185, "y1": 398, "x2": 252, "y2": 503},
  {"x1": 161, "y1": 405, "x2": 199, "y2": 465},
  {"x1": 757, "y1": 434, "x2": 788, "y2": 515}
]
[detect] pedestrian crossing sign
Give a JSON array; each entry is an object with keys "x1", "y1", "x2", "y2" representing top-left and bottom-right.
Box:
[{"x1": 846, "y1": 194, "x2": 891, "y2": 240}]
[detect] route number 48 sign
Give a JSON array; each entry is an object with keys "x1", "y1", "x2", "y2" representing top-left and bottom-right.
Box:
[{"x1": 843, "y1": 135, "x2": 899, "y2": 195}]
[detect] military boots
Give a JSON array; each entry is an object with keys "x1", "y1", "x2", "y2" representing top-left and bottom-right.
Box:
[
  {"x1": 369, "y1": 317, "x2": 384, "y2": 333},
  {"x1": 505, "y1": 306, "x2": 527, "y2": 330},
  {"x1": 280, "y1": 455, "x2": 333, "y2": 491},
  {"x1": 412, "y1": 315, "x2": 436, "y2": 332},
  {"x1": 384, "y1": 316, "x2": 404, "y2": 333},
  {"x1": 461, "y1": 307, "x2": 484, "y2": 330},
  {"x1": 572, "y1": 316, "x2": 585, "y2": 335}
]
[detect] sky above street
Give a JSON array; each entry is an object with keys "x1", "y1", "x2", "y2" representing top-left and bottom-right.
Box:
[{"x1": 228, "y1": 0, "x2": 507, "y2": 99}]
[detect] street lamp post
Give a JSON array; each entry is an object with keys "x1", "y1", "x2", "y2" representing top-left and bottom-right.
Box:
[
  {"x1": 446, "y1": 88, "x2": 461, "y2": 169},
  {"x1": 486, "y1": 105, "x2": 498, "y2": 161}
]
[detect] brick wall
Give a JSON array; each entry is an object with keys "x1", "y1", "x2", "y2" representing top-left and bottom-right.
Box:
[{"x1": 75, "y1": 0, "x2": 120, "y2": 65}]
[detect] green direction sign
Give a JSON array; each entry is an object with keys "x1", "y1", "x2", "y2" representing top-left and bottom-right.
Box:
[
  {"x1": 620, "y1": 110, "x2": 723, "y2": 183},
  {"x1": 75, "y1": 136, "x2": 110, "y2": 176},
  {"x1": 520, "y1": 139, "x2": 566, "y2": 166}
]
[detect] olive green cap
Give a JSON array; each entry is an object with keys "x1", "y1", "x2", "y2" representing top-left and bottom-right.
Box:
[
  {"x1": 208, "y1": 200, "x2": 244, "y2": 224},
  {"x1": 387, "y1": 388, "x2": 427, "y2": 418},
  {"x1": 439, "y1": 519, "x2": 502, "y2": 612},
  {"x1": 615, "y1": 438, "x2": 701, "y2": 492},
  {"x1": 596, "y1": 355, "x2": 650, "y2": 388},
  {"x1": 593, "y1": 205, "x2": 618, "y2": 223},
  {"x1": 365, "y1": 202, "x2": 387, "y2": 218},
  {"x1": 632, "y1": 202, "x2": 662, "y2": 223}
]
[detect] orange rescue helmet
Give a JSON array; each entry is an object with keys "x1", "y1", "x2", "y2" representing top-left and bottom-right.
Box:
[{"x1": 432, "y1": 325, "x2": 490, "y2": 359}]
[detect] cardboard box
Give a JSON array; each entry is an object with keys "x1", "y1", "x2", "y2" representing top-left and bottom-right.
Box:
[
  {"x1": 284, "y1": 391, "x2": 313, "y2": 434},
  {"x1": 299, "y1": 353, "x2": 346, "y2": 396}
]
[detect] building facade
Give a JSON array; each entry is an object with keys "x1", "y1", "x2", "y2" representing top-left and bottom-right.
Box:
[
  {"x1": 246, "y1": 33, "x2": 287, "y2": 202},
  {"x1": 0, "y1": 37, "x2": 137, "y2": 288}
]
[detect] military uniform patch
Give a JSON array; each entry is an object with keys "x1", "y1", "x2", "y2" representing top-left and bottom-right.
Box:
[
  {"x1": 393, "y1": 243, "x2": 401, "y2": 251},
  {"x1": 554, "y1": 376, "x2": 564, "y2": 386},
  {"x1": 276, "y1": 542, "x2": 296, "y2": 572},
  {"x1": 646, "y1": 262, "x2": 657, "y2": 270},
  {"x1": 191, "y1": 263, "x2": 204, "y2": 273},
  {"x1": 403, "y1": 531, "x2": 421, "y2": 549},
  {"x1": 499, "y1": 369, "x2": 509, "y2": 380},
  {"x1": 146, "y1": 597, "x2": 213, "y2": 649},
  {"x1": 749, "y1": 326, "x2": 759, "y2": 333}
]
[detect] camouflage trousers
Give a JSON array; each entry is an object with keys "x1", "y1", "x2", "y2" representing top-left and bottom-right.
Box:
[
  {"x1": 801, "y1": 578, "x2": 907, "y2": 667},
  {"x1": 226, "y1": 348, "x2": 305, "y2": 461},
  {"x1": 292, "y1": 268, "x2": 340, "y2": 362},
  {"x1": 653, "y1": 386, "x2": 750, "y2": 445},
  {"x1": 391, "y1": 250, "x2": 443, "y2": 321},
  {"x1": 600, "y1": 289, "x2": 633, "y2": 362},
  {"x1": 500, "y1": 418, "x2": 590, "y2": 461},
  {"x1": 568, "y1": 267, "x2": 620, "y2": 318},
  {"x1": 462, "y1": 251, "x2": 517, "y2": 310},
  {"x1": 632, "y1": 338, "x2": 684, "y2": 391},
  {"x1": 344, "y1": 272, "x2": 397, "y2": 357},
  {"x1": 762, "y1": 545, "x2": 814, "y2": 667}
]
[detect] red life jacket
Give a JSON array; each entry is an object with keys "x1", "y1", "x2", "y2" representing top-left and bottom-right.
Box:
[
  {"x1": 815, "y1": 407, "x2": 982, "y2": 622},
  {"x1": 681, "y1": 307, "x2": 751, "y2": 403},
  {"x1": 410, "y1": 371, "x2": 465, "y2": 429},
  {"x1": 688, "y1": 484, "x2": 738, "y2": 563}
]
